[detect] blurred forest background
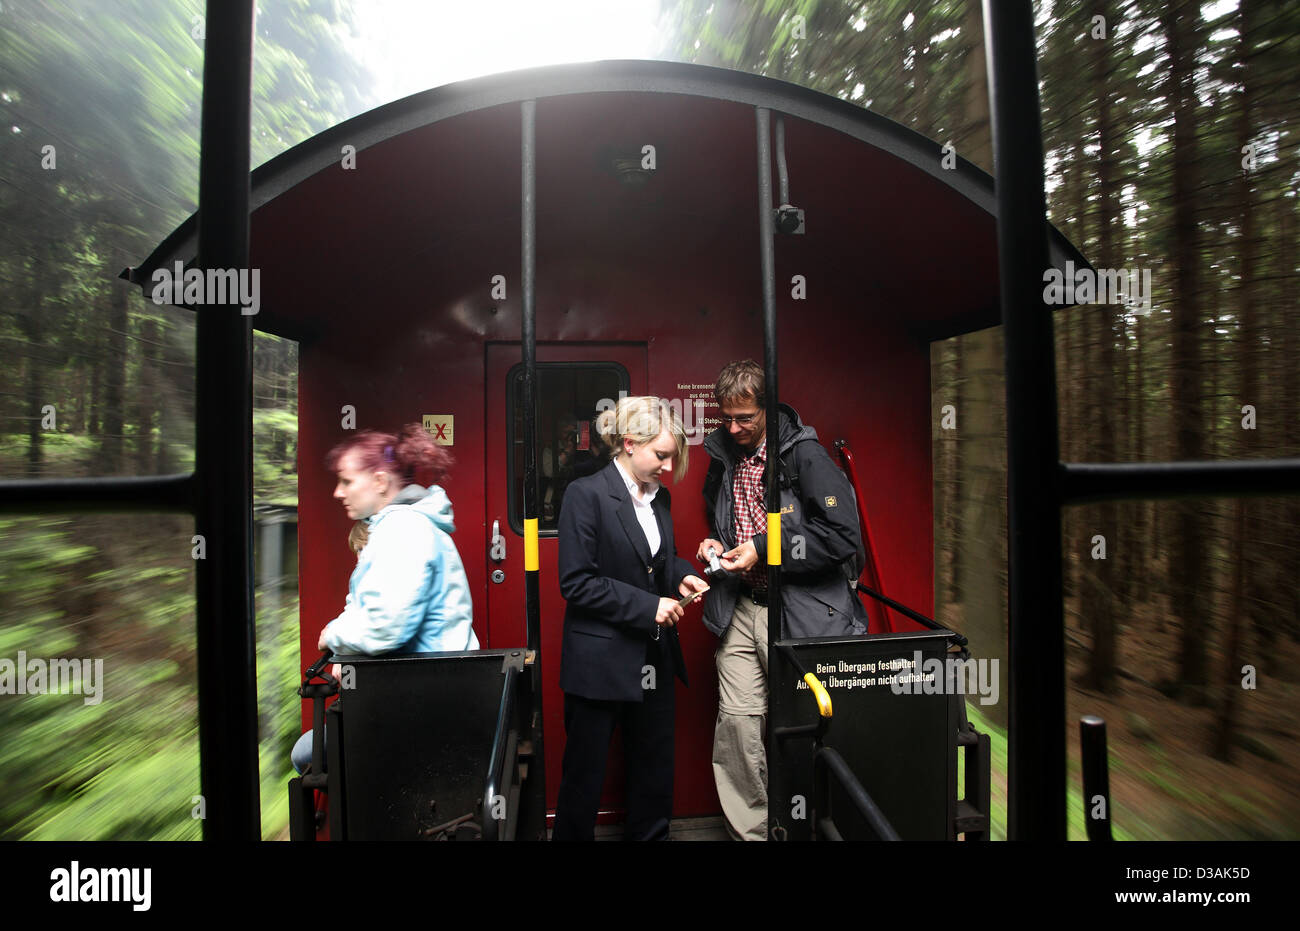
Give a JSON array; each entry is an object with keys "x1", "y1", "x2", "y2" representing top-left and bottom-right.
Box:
[
  {"x1": 2, "y1": 0, "x2": 1297, "y2": 839},
  {"x1": 0, "y1": 0, "x2": 363, "y2": 839}
]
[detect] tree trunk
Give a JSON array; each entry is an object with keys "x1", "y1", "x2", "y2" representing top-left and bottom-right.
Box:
[
  {"x1": 136, "y1": 314, "x2": 160, "y2": 472},
  {"x1": 21, "y1": 302, "x2": 45, "y2": 478},
  {"x1": 959, "y1": 0, "x2": 993, "y2": 173},
  {"x1": 1162, "y1": 2, "x2": 1208, "y2": 703},
  {"x1": 1281, "y1": 186, "x2": 1300, "y2": 647},
  {"x1": 956, "y1": 327, "x2": 1008, "y2": 728},
  {"x1": 100, "y1": 263, "x2": 129, "y2": 475},
  {"x1": 1081, "y1": 0, "x2": 1119, "y2": 692}
]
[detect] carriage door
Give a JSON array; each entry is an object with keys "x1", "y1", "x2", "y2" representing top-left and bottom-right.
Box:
[{"x1": 485, "y1": 342, "x2": 647, "y2": 808}]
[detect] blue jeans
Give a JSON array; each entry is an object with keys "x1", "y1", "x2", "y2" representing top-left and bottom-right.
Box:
[{"x1": 292, "y1": 727, "x2": 327, "y2": 774}]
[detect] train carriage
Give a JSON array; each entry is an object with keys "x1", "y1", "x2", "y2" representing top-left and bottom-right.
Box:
[{"x1": 123, "y1": 58, "x2": 1091, "y2": 839}]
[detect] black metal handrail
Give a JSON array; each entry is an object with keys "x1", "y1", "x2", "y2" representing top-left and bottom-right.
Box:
[
  {"x1": 297, "y1": 650, "x2": 337, "y2": 791},
  {"x1": 0, "y1": 473, "x2": 196, "y2": 514},
  {"x1": 481, "y1": 660, "x2": 522, "y2": 841},
  {"x1": 854, "y1": 585, "x2": 968, "y2": 648},
  {"x1": 814, "y1": 746, "x2": 901, "y2": 841},
  {"x1": 1061, "y1": 459, "x2": 1300, "y2": 504}
]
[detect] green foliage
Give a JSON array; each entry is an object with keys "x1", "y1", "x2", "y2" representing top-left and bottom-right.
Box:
[
  {"x1": 662, "y1": 0, "x2": 991, "y2": 160},
  {"x1": 0, "y1": 516, "x2": 302, "y2": 840},
  {"x1": 255, "y1": 407, "x2": 300, "y2": 506}
]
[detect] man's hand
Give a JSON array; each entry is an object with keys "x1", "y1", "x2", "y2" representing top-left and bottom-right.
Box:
[
  {"x1": 317, "y1": 627, "x2": 330, "y2": 651},
  {"x1": 655, "y1": 597, "x2": 685, "y2": 628},
  {"x1": 696, "y1": 538, "x2": 725, "y2": 562},
  {"x1": 721, "y1": 540, "x2": 759, "y2": 573},
  {"x1": 678, "y1": 574, "x2": 709, "y2": 602}
]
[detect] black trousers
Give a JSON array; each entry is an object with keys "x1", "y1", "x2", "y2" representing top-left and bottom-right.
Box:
[{"x1": 552, "y1": 642, "x2": 675, "y2": 841}]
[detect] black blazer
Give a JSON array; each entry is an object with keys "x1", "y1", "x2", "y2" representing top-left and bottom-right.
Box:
[{"x1": 557, "y1": 461, "x2": 694, "y2": 702}]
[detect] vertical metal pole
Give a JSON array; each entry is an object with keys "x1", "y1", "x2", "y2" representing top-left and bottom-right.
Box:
[
  {"x1": 195, "y1": 0, "x2": 259, "y2": 839},
  {"x1": 756, "y1": 107, "x2": 783, "y2": 839},
  {"x1": 520, "y1": 100, "x2": 543, "y2": 687},
  {"x1": 1079, "y1": 716, "x2": 1112, "y2": 841},
  {"x1": 519, "y1": 99, "x2": 548, "y2": 837},
  {"x1": 982, "y1": 0, "x2": 1066, "y2": 841}
]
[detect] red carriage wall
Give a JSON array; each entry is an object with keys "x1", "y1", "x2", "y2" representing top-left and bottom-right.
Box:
[{"x1": 274, "y1": 93, "x2": 941, "y2": 818}]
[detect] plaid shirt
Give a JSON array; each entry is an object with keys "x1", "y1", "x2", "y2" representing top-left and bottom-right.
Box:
[{"x1": 732, "y1": 438, "x2": 769, "y2": 589}]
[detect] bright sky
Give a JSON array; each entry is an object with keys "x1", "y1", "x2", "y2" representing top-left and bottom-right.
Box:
[{"x1": 349, "y1": 0, "x2": 672, "y2": 108}]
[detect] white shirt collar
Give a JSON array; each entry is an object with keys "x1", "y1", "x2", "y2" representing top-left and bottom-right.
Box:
[{"x1": 613, "y1": 456, "x2": 659, "y2": 504}]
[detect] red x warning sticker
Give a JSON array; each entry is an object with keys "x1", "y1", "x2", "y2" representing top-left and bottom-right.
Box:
[{"x1": 423, "y1": 414, "x2": 454, "y2": 446}]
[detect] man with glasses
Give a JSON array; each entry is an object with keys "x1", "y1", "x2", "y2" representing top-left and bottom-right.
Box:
[{"x1": 695, "y1": 359, "x2": 866, "y2": 841}]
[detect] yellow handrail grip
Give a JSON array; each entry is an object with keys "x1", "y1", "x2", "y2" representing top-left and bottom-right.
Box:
[
  {"x1": 524, "y1": 518, "x2": 539, "y2": 571},
  {"x1": 804, "y1": 673, "x2": 833, "y2": 718},
  {"x1": 767, "y1": 512, "x2": 780, "y2": 565}
]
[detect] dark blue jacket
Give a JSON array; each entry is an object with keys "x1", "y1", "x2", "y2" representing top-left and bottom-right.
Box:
[
  {"x1": 701, "y1": 404, "x2": 867, "y2": 640},
  {"x1": 557, "y1": 461, "x2": 693, "y2": 702}
]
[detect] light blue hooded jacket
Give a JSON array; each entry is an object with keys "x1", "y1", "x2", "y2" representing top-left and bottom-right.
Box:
[{"x1": 321, "y1": 483, "x2": 478, "y2": 655}]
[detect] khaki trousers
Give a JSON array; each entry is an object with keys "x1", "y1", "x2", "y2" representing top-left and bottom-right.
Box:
[{"x1": 712, "y1": 594, "x2": 769, "y2": 841}]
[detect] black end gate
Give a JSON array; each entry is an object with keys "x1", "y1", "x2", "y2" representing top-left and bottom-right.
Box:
[
  {"x1": 311, "y1": 649, "x2": 544, "y2": 841},
  {"x1": 770, "y1": 630, "x2": 990, "y2": 841}
]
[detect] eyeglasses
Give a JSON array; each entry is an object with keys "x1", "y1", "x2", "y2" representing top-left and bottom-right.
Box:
[{"x1": 719, "y1": 413, "x2": 760, "y2": 426}]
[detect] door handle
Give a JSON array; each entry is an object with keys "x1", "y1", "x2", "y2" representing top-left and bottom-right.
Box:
[{"x1": 490, "y1": 519, "x2": 507, "y2": 562}]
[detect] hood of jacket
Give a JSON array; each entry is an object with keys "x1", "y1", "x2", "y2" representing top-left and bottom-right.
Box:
[
  {"x1": 373, "y1": 483, "x2": 457, "y2": 534},
  {"x1": 702, "y1": 402, "x2": 817, "y2": 465}
]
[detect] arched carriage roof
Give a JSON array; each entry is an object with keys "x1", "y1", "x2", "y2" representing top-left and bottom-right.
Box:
[{"x1": 129, "y1": 59, "x2": 1087, "y2": 340}]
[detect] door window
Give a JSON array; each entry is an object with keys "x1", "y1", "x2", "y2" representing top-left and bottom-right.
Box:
[{"x1": 506, "y1": 362, "x2": 629, "y2": 534}]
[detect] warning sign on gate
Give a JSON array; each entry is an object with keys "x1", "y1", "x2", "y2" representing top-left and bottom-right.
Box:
[{"x1": 423, "y1": 414, "x2": 454, "y2": 446}]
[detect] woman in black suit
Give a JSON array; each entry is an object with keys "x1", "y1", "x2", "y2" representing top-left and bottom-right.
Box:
[{"x1": 552, "y1": 396, "x2": 709, "y2": 841}]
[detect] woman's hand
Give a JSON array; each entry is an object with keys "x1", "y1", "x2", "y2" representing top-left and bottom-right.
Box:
[
  {"x1": 655, "y1": 597, "x2": 685, "y2": 628},
  {"x1": 678, "y1": 575, "x2": 709, "y2": 600}
]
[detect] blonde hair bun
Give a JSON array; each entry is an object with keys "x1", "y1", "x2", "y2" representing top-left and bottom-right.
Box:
[{"x1": 598, "y1": 395, "x2": 689, "y2": 481}]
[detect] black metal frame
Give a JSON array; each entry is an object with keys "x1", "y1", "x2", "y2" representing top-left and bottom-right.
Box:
[
  {"x1": 0, "y1": 474, "x2": 194, "y2": 514},
  {"x1": 1062, "y1": 459, "x2": 1300, "y2": 504},
  {"x1": 1079, "y1": 716, "x2": 1112, "y2": 842},
  {"x1": 192, "y1": 1, "x2": 260, "y2": 840}
]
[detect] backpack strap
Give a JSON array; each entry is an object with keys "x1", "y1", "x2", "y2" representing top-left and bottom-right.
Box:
[{"x1": 778, "y1": 438, "x2": 867, "y2": 583}]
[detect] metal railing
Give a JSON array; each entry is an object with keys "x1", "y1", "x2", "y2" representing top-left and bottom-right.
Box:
[
  {"x1": 813, "y1": 747, "x2": 901, "y2": 841},
  {"x1": 481, "y1": 656, "x2": 525, "y2": 842}
]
